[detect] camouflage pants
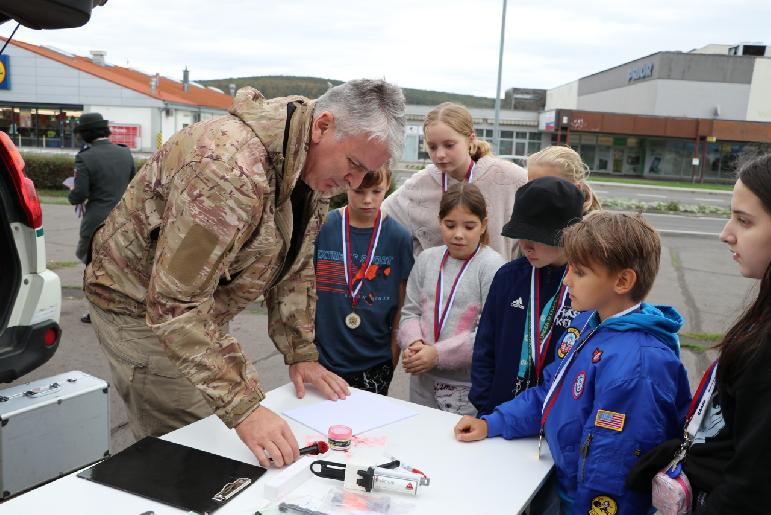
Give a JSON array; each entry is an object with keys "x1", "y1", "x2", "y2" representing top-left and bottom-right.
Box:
[{"x1": 89, "y1": 303, "x2": 214, "y2": 439}]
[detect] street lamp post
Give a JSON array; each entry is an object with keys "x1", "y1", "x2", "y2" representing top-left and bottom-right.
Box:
[{"x1": 493, "y1": 0, "x2": 508, "y2": 155}]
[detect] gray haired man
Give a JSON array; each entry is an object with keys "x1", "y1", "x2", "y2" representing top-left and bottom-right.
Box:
[{"x1": 84, "y1": 80, "x2": 406, "y2": 468}]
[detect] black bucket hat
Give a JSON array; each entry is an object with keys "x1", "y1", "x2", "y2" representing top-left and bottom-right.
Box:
[
  {"x1": 74, "y1": 112, "x2": 109, "y2": 132},
  {"x1": 501, "y1": 176, "x2": 584, "y2": 246}
]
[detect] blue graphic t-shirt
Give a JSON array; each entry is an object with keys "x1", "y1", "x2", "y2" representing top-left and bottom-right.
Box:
[{"x1": 314, "y1": 209, "x2": 414, "y2": 375}]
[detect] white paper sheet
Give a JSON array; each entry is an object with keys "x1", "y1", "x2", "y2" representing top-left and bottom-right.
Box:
[{"x1": 283, "y1": 389, "x2": 418, "y2": 436}]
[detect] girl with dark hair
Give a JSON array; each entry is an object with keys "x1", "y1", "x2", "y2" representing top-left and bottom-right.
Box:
[
  {"x1": 681, "y1": 153, "x2": 771, "y2": 513},
  {"x1": 630, "y1": 153, "x2": 771, "y2": 513},
  {"x1": 398, "y1": 183, "x2": 505, "y2": 415}
]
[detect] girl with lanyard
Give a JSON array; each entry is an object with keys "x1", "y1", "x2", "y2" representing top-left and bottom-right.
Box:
[
  {"x1": 398, "y1": 183, "x2": 505, "y2": 415},
  {"x1": 628, "y1": 154, "x2": 771, "y2": 513},
  {"x1": 381, "y1": 102, "x2": 527, "y2": 260},
  {"x1": 469, "y1": 176, "x2": 586, "y2": 417}
]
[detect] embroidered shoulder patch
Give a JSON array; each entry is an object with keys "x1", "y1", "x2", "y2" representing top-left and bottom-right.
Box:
[
  {"x1": 557, "y1": 327, "x2": 580, "y2": 358},
  {"x1": 595, "y1": 409, "x2": 625, "y2": 432},
  {"x1": 588, "y1": 495, "x2": 618, "y2": 515}
]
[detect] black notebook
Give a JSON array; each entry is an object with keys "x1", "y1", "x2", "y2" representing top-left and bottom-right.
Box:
[{"x1": 78, "y1": 436, "x2": 267, "y2": 514}]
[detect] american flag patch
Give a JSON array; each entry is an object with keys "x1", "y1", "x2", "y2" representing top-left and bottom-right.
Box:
[{"x1": 595, "y1": 410, "x2": 625, "y2": 431}]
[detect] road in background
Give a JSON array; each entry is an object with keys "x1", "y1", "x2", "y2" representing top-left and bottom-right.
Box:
[
  {"x1": 590, "y1": 181, "x2": 731, "y2": 209},
  {"x1": 7, "y1": 203, "x2": 749, "y2": 454}
]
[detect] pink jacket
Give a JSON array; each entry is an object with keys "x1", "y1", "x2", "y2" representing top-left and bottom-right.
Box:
[{"x1": 381, "y1": 155, "x2": 527, "y2": 260}]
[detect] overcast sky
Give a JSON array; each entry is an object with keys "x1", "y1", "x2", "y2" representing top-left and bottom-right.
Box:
[{"x1": 11, "y1": 0, "x2": 771, "y2": 97}]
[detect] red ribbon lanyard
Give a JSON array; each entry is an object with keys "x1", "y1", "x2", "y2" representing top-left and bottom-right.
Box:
[
  {"x1": 533, "y1": 277, "x2": 569, "y2": 381},
  {"x1": 441, "y1": 160, "x2": 475, "y2": 192},
  {"x1": 433, "y1": 245, "x2": 480, "y2": 341},
  {"x1": 342, "y1": 207, "x2": 382, "y2": 309},
  {"x1": 686, "y1": 360, "x2": 719, "y2": 422}
]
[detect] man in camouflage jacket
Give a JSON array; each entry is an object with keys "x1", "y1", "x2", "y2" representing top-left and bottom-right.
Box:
[{"x1": 85, "y1": 80, "x2": 405, "y2": 467}]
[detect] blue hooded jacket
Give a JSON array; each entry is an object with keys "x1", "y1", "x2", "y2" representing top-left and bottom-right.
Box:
[{"x1": 482, "y1": 304, "x2": 692, "y2": 515}]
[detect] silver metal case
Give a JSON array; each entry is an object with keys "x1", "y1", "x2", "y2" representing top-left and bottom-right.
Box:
[{"x1": 0, "y1": 370, "x2": 110, "y2": 498}]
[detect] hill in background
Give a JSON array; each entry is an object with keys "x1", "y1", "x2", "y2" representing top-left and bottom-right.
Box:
[{"x1": 199, "y1": 75, "x2": 497, "y2": 108}]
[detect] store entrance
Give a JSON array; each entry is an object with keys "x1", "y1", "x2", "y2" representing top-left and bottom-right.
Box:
[{"x1": 0, "y1": 105, "x2": 83, "y2": 149}]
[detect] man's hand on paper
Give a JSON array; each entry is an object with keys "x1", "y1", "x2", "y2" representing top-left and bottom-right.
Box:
[
  {"x1": 289, "y1": 361, "x2": 350, "y2": 401},
  {"x1": 235, "y1": 405, "x2": 299, "y2": 468},
  {"x1": 454, "y1": 415, "x2": 488, "y2": 442}
]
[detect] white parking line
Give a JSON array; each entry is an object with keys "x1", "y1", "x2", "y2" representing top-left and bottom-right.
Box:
[
  {"x1": 694, "y1": 198, "x2": 724, "y2": 203},
  {"x1": 594, "y1": 190, "x2": 609, "y2": 194},
  {"x1": 637, "y1": 193, "x2": 667, "y2": 199}
]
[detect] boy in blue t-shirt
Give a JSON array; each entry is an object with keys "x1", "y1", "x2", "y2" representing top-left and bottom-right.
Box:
[
  {"x1": 456, "y1": 211, "x2": 691, "y2": 514},
  {"x1": 314, "y1": 167, "x2": 413, "y2": 395},
  {"x1": 470, "y1": 176, "x2": 584, "y2": 416}
]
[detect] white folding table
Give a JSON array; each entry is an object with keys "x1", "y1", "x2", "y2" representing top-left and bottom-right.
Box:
[{"x1": 0, "y1": 383, "x2": 553, "y2": 514}]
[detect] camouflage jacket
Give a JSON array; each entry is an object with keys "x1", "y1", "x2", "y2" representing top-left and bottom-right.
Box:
[{"x1": 84, "y1": 88, "x2": 329, "y2": 428}]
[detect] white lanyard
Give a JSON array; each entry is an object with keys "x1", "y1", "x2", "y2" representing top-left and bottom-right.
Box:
[{"x1": 340, "y1": 207, "x2": 383, "y2": 305}]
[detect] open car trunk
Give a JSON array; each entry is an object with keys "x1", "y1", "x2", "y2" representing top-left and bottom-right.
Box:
[{"x1": 0, "y1": 145, "x2": 22, "y2": 335}]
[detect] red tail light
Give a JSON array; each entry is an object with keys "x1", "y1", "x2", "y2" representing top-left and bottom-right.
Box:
[
  {"x1": 0, "y1": 131, "x2": 43, "y2": 228},
  {"x1": 43, "y1": 327, "x2": 58, "y2": 347}
]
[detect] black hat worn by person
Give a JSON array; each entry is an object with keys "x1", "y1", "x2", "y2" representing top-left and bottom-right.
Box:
[
  {"x1": 501, "y1": 175, "x2": 584, "y2": 246},
  {"x1": 74, "y1": 112, "x2": 109, "y2": 133}
]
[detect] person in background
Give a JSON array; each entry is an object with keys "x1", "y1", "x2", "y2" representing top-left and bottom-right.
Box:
[
  {"x1": 526, "y1": 145, "x2": 601, "y2": 214},
  {"x1": 456, "y1": 211, "x2": 691, "y2": 514},
  {"x1": 399, "y1": 183, "x2": 505, "y2": 415},
  {"x1": 314, "y1": 165, "x2": 413, "y2": 395},
  {"x1": 381, "y1": 102, "x2": 526, "y2": 259},
  {"x1": 67, "y1": 112, "x2": 135, "y2": 324},
  {"x1": 470, "y1": 177, "x2": 584, "y2": 417}
]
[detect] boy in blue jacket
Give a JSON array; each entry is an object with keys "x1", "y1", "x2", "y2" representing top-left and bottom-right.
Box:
[
  {"x1": 470, "y1": 176, "x2": 584, "y2": 416},
  {"x1": 455, "y1": 211, "x2": 692, "y2": 515}
]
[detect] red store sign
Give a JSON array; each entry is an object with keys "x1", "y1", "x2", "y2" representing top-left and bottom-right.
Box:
[{"x1": 108, "y1": 124, "x2": 140, "y2": 150}]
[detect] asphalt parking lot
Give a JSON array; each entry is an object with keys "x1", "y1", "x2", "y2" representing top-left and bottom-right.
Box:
[{"x1": 8, "y1": 202, "x2": 754, "y2": 453}]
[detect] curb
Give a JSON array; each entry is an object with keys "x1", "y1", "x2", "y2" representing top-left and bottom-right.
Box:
[
  {"x1": 590, "y1": 181, "x2": 732, "y2": 196},
  {"x1": 658, "y1": 229, "x2": 720, "y2": 239}
]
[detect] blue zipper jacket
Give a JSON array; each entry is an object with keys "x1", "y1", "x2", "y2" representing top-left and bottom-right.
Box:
[
  {"x1": 482, "y1": 304, "x2": 692, "y2": 515},
  {"x1": 470, "y1": 257, "x2": 579, "y2": 416}
]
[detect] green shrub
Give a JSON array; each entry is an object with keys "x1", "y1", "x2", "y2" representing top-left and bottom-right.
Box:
[{"x1": 21, "y1": 153, "x2": 147, "y2": 190}]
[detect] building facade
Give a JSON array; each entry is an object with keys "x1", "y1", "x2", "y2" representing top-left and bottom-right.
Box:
[
  {"x1": 542, "y1": 44, "x2": 771, "y2": 181},
  {"x1": 0, "y1": 38, "x2": 232, "y2": 153}
]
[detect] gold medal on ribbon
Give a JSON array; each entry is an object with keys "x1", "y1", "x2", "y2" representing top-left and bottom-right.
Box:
[
  {"x1": 345, "y1": 312, "x2": 361, "y2": 330},
  {"x1": 341, "y1": 207, "x2": 383, "y2": 333}
]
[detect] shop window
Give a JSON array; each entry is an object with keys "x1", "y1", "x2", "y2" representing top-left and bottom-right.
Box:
[
  {"x1": 581, "y1": 144, "x2": 596, "y2": 170},
  {"x1": 527, "y1": 141, "x2": 541, "y2": 154},
  {"x1": 418, "y1": 135, "x2": 429, "y2": 161},
  {"x1": 643, "y1": 139, "x2": 694, "y2": 178},
  {"x1": 402, "y1": 133, "x2": 419, "y2": 162},
  {"x1": 528, "y1": 132, "x2": 540, "y2": 141},
  {"x1": 499, "y1": 140, "x2": 513, "y2": 155},
  {"x1": 515, "y1": 142, "x2": 526, "y2": 155},
  {"x1": 501, "y1": 130, "x2": 514, "y2": 139},
  {"x1": 515, "y1": 131, "x2": 527, "y2": 140},
  {"x1": 596, "y1": 145, "x2": 611, "y2": 171}
]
